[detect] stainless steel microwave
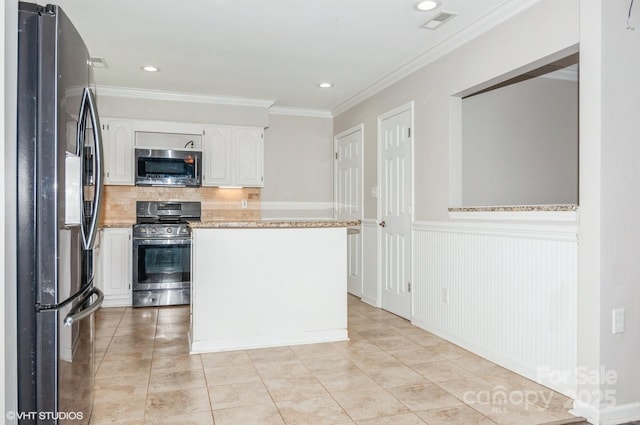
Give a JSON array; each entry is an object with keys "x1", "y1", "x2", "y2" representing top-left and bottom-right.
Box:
[{"x1": 135, "y1": 148, "x2": 202, "y2": 187}]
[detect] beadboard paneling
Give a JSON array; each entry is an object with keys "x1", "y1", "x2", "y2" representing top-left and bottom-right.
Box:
[{"x1": 412, "y1": 220, "x2": 578, "y2": 395}]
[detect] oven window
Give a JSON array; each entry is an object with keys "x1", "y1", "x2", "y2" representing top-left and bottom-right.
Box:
[
  {"x1": 137, "y1": 243, "x2": 190, "y2": 284},
  {"x1": 137, "y1": 157, "x2": 196, "y2": 179}
]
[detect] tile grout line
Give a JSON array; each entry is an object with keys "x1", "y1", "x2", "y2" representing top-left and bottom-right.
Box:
[
  {"x1": 142, "y1": 306, "x2": 157, "y2": 425},
  {"x1": 92, "y1": 297, "x2": 580, "y2": 425},
  {"x1": 93, "y1": 307, "x2": 125, "y2": 375}
]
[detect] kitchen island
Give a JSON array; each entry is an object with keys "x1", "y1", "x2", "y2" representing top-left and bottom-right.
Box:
[{"x1": 188, "y1": 220, "x2": 359, "y2": 353}]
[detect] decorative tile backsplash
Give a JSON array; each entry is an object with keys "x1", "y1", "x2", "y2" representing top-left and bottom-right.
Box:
[{"x1": 100, "y1": 185, "x2": 261, "y2": 224}]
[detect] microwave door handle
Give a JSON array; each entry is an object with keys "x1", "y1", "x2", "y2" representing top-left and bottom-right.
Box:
[
  {"x1": 83, "y1": 87, "x2": 104, "y2": 250},
  {"x1": 195, "y1": 154, "x2": 200, "y2": 180}
]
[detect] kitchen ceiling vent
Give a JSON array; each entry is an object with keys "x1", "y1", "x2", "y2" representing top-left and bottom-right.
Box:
[
  {"x1": 421, "y1": 11, "x2": 457, "y2": 29},
  {"x1": 90, "y1": 56, "x2": 109, "y2": 68}
]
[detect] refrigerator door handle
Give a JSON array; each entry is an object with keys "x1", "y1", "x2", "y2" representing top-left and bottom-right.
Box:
[
  {"x1": 63, "y1": 286, "x2": 104, "y2": 327},
  {"x1": 79, "y1": 87, "x2": 104, "y2": 250}
]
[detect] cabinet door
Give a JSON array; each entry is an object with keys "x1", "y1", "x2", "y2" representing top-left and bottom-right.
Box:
[
  {"x1": 103, "y1": 120, "x2": 134, "y2": 185},
  {"x1": 233, "y1": 127, "x2": 264, "y2": 187},
  {"x1": 100, "y1": 228, "x2": 132, "y2": 306},
  {"x1": 202, "y1": 126, "x2": 233, "y2": 186}
]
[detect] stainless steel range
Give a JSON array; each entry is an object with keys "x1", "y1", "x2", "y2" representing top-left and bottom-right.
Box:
[{"x1": 132, "y1": 201, "x2": 201, "y2": 307}]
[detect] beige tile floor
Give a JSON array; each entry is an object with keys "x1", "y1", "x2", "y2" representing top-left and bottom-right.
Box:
[{"x1": 90, "y1": 295, "x2": 582, "y2": 425}]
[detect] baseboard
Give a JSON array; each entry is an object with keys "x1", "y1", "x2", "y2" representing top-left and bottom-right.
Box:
[
  {"x1": 571, "y1": 400, "x2": 640, "y2": 425},
  {"x1": 101, "y1": 296, "x2": 132, "y2": 308},
  {"x1": 539, "y1": 418, "x2": 588, "y2": 425},
  {"x1": 410, "y1": 318, "x2": 577, "y2": 397},
  {"x1": 189, "y1": 329, "x2": 348, "y2": 353},
  {"x1": 361, "y1": 296, "x2": 380, "y2": 308}
]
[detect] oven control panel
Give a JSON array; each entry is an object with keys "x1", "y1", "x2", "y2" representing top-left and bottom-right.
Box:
[{"x1": 133, "y1": 224, "x2": 191, "y2": 238}]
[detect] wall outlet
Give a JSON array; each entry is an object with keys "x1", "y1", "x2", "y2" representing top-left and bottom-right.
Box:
[
  {"x1": 241, "y1": 199, "x2": 248, "y2": 209},
  {"x1": 442, "y1": 288, "x2": 449, "y2": 304},
  {"x1": 612, "y1": 308, "x2": 625, "y2": 334}
]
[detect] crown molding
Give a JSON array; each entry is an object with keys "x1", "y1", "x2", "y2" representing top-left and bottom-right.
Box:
[
  {"x1": 96, "y1": 85, "x2": 276, "y2": 108},
  {"x1": 269, "y1": 106, "x2": 333, "y2": 118},
  {"x1": 331, "y1": 0, "x2": 541, "y2": 116}
]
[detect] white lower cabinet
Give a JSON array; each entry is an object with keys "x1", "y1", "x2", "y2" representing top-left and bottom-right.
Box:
[{"x1": 98, "y1": 227, "x2": 133, "y2": 307}]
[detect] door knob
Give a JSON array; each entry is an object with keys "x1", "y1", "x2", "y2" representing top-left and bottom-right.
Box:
[{"x1": 379, "y1": 221, "x2": 386, "y2": 227}]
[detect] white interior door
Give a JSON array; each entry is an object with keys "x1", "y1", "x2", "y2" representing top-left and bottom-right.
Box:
[
  {"x1": 379, "y1": 105, "x2": 412, "y2": 319},
  {"x1": 335, "y1": 126, "x2": 363, "y2": 297}
]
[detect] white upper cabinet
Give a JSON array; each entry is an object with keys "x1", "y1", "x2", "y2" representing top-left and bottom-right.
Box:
[
  {"x1": 234, "y1": 127, "x2": 264, "y2": 187},
  {"x1": 101, "y1": 118, "x2": 263, "y2": 188},
  {"x1": 203, "y1": 126, "x2": 264, "y2": 187},
  {"x1": 102, "y1": 119, "x2": 134, "y2": 185},
  {"x1": 202, "y1": 126, "x2": 233, "y2": 186}
]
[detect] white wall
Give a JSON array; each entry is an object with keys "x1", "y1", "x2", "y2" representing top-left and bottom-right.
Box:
[
  {"x1": 574, "y1": 0, "x2": 640, "y2": 423},
  {"x1": 262, "y1": 112, "x2": 334, "y2": 219},
  {"x1": 599, "y1": 0, "x2": 640, "y2": 409},
  {"x1": 461, "y1": 76, "x2": 578, "y2": 206},
  {"x1": 3, "y1": 0, "x2": 18, "y2": 420}
]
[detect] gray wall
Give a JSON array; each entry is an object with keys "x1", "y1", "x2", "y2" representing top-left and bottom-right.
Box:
[
  {"x1": 334, "y1": 0, "x2": 580, "y2": 220},
  {"x1": 96, "y1": 94, "x2": 270, "y2": 127},
  {"x1": 334, "y1": 0, "x2": 640, "y2": 414},
  {"x1": 262, "y1": 113, "x2": 334, "y2": 219},
  {"x1": 91, "y1": 94, "x2": 337, "y2": 219},
  {"x1": 461, "y1": 76, "x2": 578, "y2": 206}
]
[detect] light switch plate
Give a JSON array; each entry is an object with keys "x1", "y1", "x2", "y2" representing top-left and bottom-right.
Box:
[
  {"x1": 612, "y1": 308, "x2": 625, "y2": 334},
  {"x1": 371, "y1": 187, "x2": 378, "y2": 198}
]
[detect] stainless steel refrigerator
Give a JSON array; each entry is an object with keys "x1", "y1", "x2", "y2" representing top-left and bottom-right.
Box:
[{"x1": 17, "y1": 2, "x2": 104, "y2": 424}]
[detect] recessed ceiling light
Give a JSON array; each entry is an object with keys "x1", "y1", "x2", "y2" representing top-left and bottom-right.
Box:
[
  {"x1": 414, "y1": 0, "x2": 440, "y2": 11},
  {"x1": 142, "y1": 65, "x2": 159, "y2": 72},
  {"x1": 317, "y1": 82, "x2": 333, "y2": 88}
]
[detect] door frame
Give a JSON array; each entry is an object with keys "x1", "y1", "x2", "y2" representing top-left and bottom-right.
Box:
[
  {"x1": 377, "y1": 101, "x2": 415, "y2": 317},
  {"x1": 334, "y1": 124, "x2": 364, "y2": 296}
]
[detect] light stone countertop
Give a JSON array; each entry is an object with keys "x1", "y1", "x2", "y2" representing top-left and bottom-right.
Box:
[
  {"x1": 189, "y1": 220, "x2": 361, "y2": 229},
  {"x1": 100, "y1": 221, "x2": 135, "y2": 228},
  {"x1": 448, "y1": 205, "x2": 577, "y2": 212}
]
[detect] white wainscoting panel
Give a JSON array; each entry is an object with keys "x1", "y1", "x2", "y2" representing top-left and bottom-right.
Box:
[
  {"x1": 412, "y1": 220, "x2": 578, "y2": 395},
  {"x1": 361, "y1": 219, "x2": 380, "y2": 307}
]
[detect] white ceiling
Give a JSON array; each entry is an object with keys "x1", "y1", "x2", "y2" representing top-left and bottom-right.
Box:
[{"x1": 56, "y1": 0, "x2": 537, "y2": 112}]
